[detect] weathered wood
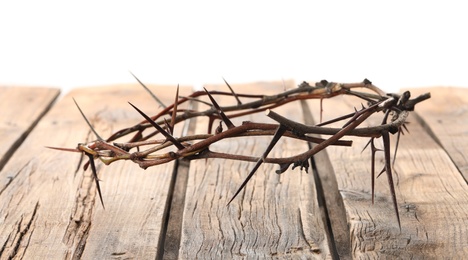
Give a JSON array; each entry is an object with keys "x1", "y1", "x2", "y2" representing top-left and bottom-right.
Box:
[
  {"x1": 1, "y1": 83, "x2": 466, "y2": 259},
  {"x1": 162, "y1": 160, "x2": 191, "y2": 260},
  {"x1": 0, "y1": 84, "x2": 191, "y2": 259},
  {"x1": 405, "y1": 87, "x2": 468, "y2": 182},
  {"x1": 305, "y1": 91, "x2": 468, "y2": 258},
  {"x1": 162, "y1": 101, "x2": 198, "y2": 260},
  {"x1": 0, "y1": 86, "x2": 59, "y2": 171},
  {"x1": 300, "y1": 101, "x2": 352, "y2": 260},
  {"x1": 179, "y1": 81, "x2": 331, "y2": 259}
]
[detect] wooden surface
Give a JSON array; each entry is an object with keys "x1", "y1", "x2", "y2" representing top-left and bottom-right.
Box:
[
  {"x1": 178, "y1": 81, "x2": 329, "y2": 259},
  {"x1": 0, "y1": 84, "x2": 192, "y2": 259},
  {"x1": 0, "y1": 87, "x2": 59, "y2": 172},
  {"x1": 305, "y1": 87, "x2": 468, "y2": 259},
  {"x1": 0, "y1": 83, "x2": 467, "y2": 259},
  {"x1": 406, "y1": 87, "x2": 468, "y2": 182}
]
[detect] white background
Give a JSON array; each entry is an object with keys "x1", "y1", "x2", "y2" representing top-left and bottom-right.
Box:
[{"x1": 1, "y1": 1, "x2": 467, "y2": 95}]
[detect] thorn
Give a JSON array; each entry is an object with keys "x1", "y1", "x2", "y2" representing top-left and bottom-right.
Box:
[
  {"x1": 215, "y1": 121, "x2": 223, "y2": 135},
  {"x1": 170, "y1": 85, "x2": 180, "y2": 132},
  {"x1": 402, "y1": 123, "x2": 410, "y2": 134},
  {"x1": 361, "y1": 139, "x2": 371, "y2": 153},
  {"x1": 376, "y1": 167, "x2": 386, "y2": 178},
  {"x1": 83, "y1": 161, "x2": 90, "y2": 171},
  {"x1": 392, "y1": 130, "x2": 402, "y2": 168},
  {"x1": 363, "y1": 138, "x2": 380, "y2": 204},
  {"x1": 73, "y1": 98, "x2": 103, "y2": 141},
  {"x1": 129, "y1": 71, "x2": 167, "y2": 108},
  {"x1": 227, "y1": 159, "x2": 262, "y2": 206},
  {"x1": 222, "y1": 78, "x2": 242, "y2": 105},
  {"x1": 276, "y1": 163, "x2": 291, "y2": 174},
  {"x1": 204, "y1": 88, "x2": 235, "y2": 129},
  {"x1": 86, "y1": 153, "x2": 105, "y2": 209},
  {"x1": 382, "y1": 130, "x2": 401, "y2": 229},
  {"x1": 316, "y1": 111, "x2": 356, "y2": 126},
  {"x1": 342, "y1": 108, "x2": 362, "y2": 128},
  {"x1": 45, "y1": 146, "x2": 81, "y2": 153},
  {"x1": 347, "y1": 90, "x2": 377, "y2": 103},
  {"x1": 164, "y1": 118, "x2": 173, "y2": 135},
  {"x1": 128, "y1": 102, "x2": 185, "y2": 150},
  {"x1": 227, "y1": 125, "x2": 287, "y2": 205}
]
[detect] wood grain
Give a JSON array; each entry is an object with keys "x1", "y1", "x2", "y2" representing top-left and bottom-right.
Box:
[
  {"x1": 305, "y1": 91, "x2": 468, "y2": 258},
  {"x1": 178, "y1": 81, "x2": 331, "y2": 259},
  {"x1": 1, "y1": 83, "x2": 466, "y2": 258},
  {"x1": 300, "y1": 101, "x2": 351, "y2": 260},
  {"x1": 404, "y1": 87, "x2": 468, "y2": 182},
  {"x1": 0, "y1": 86, "x2": 59, "y2": 171},
  {"x1": 0, "y1": 84, "x2": 191, "y2": 259}
]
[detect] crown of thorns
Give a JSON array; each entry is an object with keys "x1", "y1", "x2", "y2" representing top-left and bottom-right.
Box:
[{"x1": 50, "y1": 78, "x2": 430, "y2": 229}]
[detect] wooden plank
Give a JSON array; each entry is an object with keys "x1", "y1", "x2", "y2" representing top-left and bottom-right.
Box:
[
  {"x1": 0, "y1": 86, "x2": 59, "y2": 171},
  {"x1": 162, "y1": 101, "x2": 198, "y2": 260},
  {"x1": 300, "y1": 101, "x2": 352, "y2": 260},
  {"x1": 305, "y1": 89, "x2": 468, "y2": 258},
  {"x1": 162, "y1": 159, "x2": 191, "y2": 260},
  {"x1": 404, "y1": 87, "x2": 468, "y2": 182},
  {"x1": 0, "y1": 84, "x2": 191, "y2": 259},
  {"x1": 179, "y1": 81, "x2": 331, "y2": 259}
]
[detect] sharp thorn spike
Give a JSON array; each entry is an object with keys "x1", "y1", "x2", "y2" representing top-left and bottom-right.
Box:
[
  {"x1": 376, "y1": 167, "x2": 386, "y2": 178},
  {"x1": 227, "y1": 125, "x2": 287, "y2": 205},
  {"x1": 171, "y1": 85, "x2": 180, "y2": 131},
  {"x1": 361, "y1": 138, "x2": 372, "y2": 153},
  {"x1": 222, "y1": 77, "x2": 242, "y2": 105},
  {"x1": 402, "y1": 123, "x2": 410, "y2": 134},
  {"x1": 204, "y1": 88, "x2": 235, "y2": 129},
  {"x1": 316, "y1": 111, "x2": 355, "y2": 126},
  {"x1": 227, "y1": 160, "x2": 262, "y2": 205},
  {"x1": 215, "y1": 121, "x2": 223, "y2": 135},
  {"x1": 393, "y1": 130, "x2": 402, "y2": 167},
  {"x1": 129, "y1": 71, "x2": 167, "y2": 108},
  {"x1": 86, "y1": 153, "x2": 105, "y2": 209},
  {"x1": 164, "y1": 118, "x2": 173, "y2": 135},
  {"x1": 73, "y1": 98, "x2": 103, "y2": 140},
  {"x1": 382, "y1": 130, "x2": 401, "y2": 229},
  {"x1": 128, "y1": 102, "x2": 185, "y2": 150},
  {"x1": 45, "y1": 146, "x2": 81, "y2": 153}
]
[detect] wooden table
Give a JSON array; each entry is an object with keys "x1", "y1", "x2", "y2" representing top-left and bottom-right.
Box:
[{"x1": 0, "y1": 82, "x2": 467, "y2": 259}]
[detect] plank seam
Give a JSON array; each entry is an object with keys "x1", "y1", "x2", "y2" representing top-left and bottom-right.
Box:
[
  {"x1": 159, "y1": 99, "x2": 198, "y2": 260},
  {"x1": 0, "y1": 89, "x2": 60, "y2": 172},
  {"x1": 156, "y1": 159, "x2": 183, "y2": 260},
  {"x1": 300, "y1": 99, "x2": 352, "y2": 259},
  {"x1": 413, "y1": 111, "x2": 468, "y2": 184}
]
